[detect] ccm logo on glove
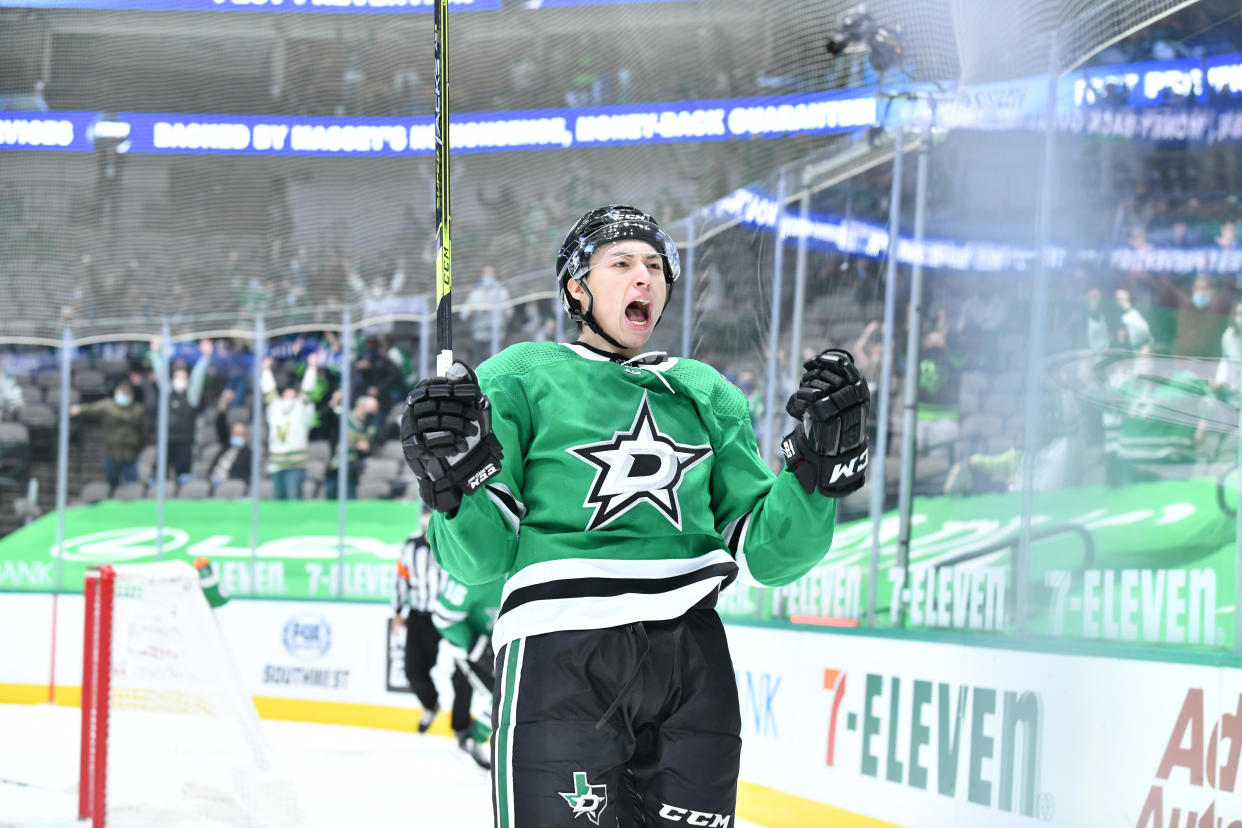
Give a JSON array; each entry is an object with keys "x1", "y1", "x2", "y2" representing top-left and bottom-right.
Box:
[
  {"x1": 400, "y1": 361, "x2": 504, "y2": 514},
  {"x1": 782, "y1": 348, "x2": 870, "y2": 498}
]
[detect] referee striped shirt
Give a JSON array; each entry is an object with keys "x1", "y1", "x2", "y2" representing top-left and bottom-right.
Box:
[{"x1": 393, "y1": 534, "x2": 444, "y2": 616}]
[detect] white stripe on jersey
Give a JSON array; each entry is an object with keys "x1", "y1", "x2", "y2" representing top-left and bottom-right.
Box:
[
  {"x1": 491, "y1": 575, "x2": 727, "y2": 652},
  {"x1": 485, "y1": 482, "x2": 526, "y2": 536},
  {"x1": 500, "y1": 548, "x2": 735, "y2": 599},
  {"x1": 721, "y1": 511, "x2": 762, "y2": 587}
]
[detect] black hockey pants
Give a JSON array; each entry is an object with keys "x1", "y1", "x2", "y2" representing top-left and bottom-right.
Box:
[
  {"x1": 404, "y1": 610, "x2": 476, "y2": 733},
  {"x1": 490, "y1": 609, "x2": 741, "y2": 828}
]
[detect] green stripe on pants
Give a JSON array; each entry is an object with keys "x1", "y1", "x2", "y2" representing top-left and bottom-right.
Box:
[{"x1": 495, "y1": 639, "x2": 523, "y2": 828}]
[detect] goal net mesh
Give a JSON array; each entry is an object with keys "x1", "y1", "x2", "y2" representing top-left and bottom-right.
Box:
[{"x1": 84, "y1": 561, "x2": 304, "y2": 828}]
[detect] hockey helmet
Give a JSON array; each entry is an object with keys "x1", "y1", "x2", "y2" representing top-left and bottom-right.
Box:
[{"x1": 555, "y1": 205, "x2": 681, "y2": 331}]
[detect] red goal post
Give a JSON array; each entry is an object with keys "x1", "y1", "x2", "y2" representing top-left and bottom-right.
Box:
[{"x1": 77, "y1": 561, "x2": 305, "y2": 828}]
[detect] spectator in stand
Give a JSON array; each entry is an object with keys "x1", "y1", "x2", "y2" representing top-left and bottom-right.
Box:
[
  {"x1": 70, "y1": 379, "x2": 145, "y2": 490},
  {"x1": 460, "y1": 266, "x2": 512, "y2": 364},
  {"x1": 1115, "y1": 288, "x2": 1154, "y2": 352},
  {"x1": 1148, "y1": 271, "x2": 1238, "y2": 358},
  {"x1": 1211, "y1": 299, "x2": 1242, "y2": 402},
  {"x1": 1083, "y1": 287, "x2": 1113, "y2": 356},
  {"x1": 161, "y1": 339, "x2": 213, "y2": 482},
  {"x1": 262, "y1": 353, "x2": 321, "y2": 500},
  {"x1": 325, "y1": 392, "x2": 379, "y2": 500},
  {"x1": 0, "y1": 368, "x2": 23, "y2": 421},
  {"x1": 205, "y1": 388, "x2": 253, "y2": 489},
  {"x1": 852, "y1": 319, "x2": 887, "y2": 397},
  {"x1": 352, "y1": 338, "x2": 403, "y2": 424},
  {"x1": 915, "y1": 309, "x2": 963, "y2": 462}
]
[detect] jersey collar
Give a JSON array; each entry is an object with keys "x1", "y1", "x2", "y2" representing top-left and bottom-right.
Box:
[{"x1": 561, "y1": 342, "x2": 678, "y2": 371}]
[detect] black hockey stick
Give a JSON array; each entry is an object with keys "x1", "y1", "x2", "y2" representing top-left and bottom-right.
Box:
[{"x1": 434, "y1": 0, "x2": 453, "y2": 376}]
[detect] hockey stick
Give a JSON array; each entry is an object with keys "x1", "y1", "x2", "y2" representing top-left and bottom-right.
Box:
[{"x1": 434, "y1": 0, "x2": 453, "y2": 377}]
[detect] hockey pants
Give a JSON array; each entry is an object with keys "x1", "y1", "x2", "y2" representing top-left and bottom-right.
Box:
[{"x1": 490, "y1": 608, "x2": 741, "y2": 828}]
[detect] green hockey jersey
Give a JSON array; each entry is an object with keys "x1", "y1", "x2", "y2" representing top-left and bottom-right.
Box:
[
  {"x1": 432, "y1": 574, "x2": 503, "y2": 651},
  {"x1": 428, "y1": 342, "x2": 839, "y2": 650}
]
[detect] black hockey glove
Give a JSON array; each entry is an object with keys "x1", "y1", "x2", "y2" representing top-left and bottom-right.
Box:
[
  {"x1": 400, "y1": 361, "x2": 503, "y2": 514},
  {"x1": 781, "y1": 349, "x2": 870, "y2": 498}
]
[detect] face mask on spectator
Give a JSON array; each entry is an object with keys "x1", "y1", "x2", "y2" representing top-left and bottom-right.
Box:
[
  {"x1": 1193, "y1": 291, "x2": 1212, "y2": 309},
  {"x1": 172, "y1": 378, "x2": 189, "y2": 393},
  {"x1": 114, "y1": 393, "x2": 132, "y2": 407},
  {"x1": 230, "y1": 435, "x2": 246, "y2": 448}
]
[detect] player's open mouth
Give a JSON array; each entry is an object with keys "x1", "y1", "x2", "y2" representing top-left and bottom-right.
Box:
[{"x1": 625, "y1": 298, "x2": 651, "y2": 328}]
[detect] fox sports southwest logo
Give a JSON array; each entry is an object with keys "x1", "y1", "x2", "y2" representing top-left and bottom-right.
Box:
[{"x1": 282, "y1": 615, "x2": 332, "y2": 661}]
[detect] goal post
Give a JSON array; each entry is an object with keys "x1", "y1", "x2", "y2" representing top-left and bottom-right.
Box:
[{"x1": 78, "y1": 561, "x2": 305, "y2": 828}]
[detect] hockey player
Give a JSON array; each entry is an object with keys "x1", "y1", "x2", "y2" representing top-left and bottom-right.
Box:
[
  {"x1": 400, "y1": 205, "x2": 869, "y2": 827},
  {"x1": 391, "y1": 517, "x2": 450, "y2": 734},
  {"x1": 431, "y1": 573, "x2": 503, "y2": 771}
]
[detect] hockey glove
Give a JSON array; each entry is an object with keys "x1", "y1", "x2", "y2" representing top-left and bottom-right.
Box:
[
  {"x1": 781, "y1": 348, "x2": 870, "y2": 498},
  {"x1": 400, "y1": 361, "x2": 503, "y2": 514}
]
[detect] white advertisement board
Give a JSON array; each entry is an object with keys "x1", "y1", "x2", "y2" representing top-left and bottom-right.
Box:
[
  {"x1": 726, "y1": 623, "x2": 1242, "y2": 827},
  {"x1": 5, "y1": 592, "x2": 1242, "y2": 827}
]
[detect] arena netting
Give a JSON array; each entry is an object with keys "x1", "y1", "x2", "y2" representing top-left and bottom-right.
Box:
[
  {"x1": 0, "y1": 0, "x2": 1192, "y2": 347},
  {"x1": 6, "y1": 0, "x2": 1242, "y2": 651}
]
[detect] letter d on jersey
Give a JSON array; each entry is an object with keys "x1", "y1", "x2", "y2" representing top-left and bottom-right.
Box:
[{"x1": 658, "y1": 803, "x2": 731, "y2": 826}]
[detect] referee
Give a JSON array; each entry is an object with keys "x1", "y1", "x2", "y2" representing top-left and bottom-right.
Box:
[{"x1": 391, "y1": 520, "x2": 462, "y2": 734}]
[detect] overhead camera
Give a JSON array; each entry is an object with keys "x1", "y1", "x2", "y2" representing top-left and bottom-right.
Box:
[{"x1": 824, "y1": 3, "x2": 904, "y2": 75}]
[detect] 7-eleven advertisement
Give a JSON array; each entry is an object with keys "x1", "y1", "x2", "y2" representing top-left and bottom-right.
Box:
[{"x1": 726, "y1": 623, "x2": 1242, "y2": 827}]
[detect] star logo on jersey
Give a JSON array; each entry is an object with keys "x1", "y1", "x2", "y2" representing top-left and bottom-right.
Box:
[
  {"x1": 567, "y1": 392, "x2": 711, "y2": 532},
  {"x1": 559, "y1": 771, "x2": 609, "y2": 824}
]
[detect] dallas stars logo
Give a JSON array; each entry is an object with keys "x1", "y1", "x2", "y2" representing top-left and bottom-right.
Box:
[
  {"x1": 560, "y1": 771, "x2": 608, "y2": 824},
  {"x1": 567, "y1": 392, "x2": 711, "y2": 531}
]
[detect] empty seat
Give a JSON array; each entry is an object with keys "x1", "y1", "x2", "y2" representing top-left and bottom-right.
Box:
[
  {"x1": 213, "y1": 479, "x2": 247, "y2": 500},
  {"x1": 360, "y1": 457, "x2": 400, "y2": 481},
  {"x1": 113, "y1": 482, "x2": 147, "y2": 501},
  {"x1": 0, "y1": 422, "x2": 29, "y2": 443},
  {"x1": 73, "y1": 368, "x2": 107, "y2": 392},
  {"x1": 78, "y1": 480, "x2": 111, "y2": 504},
  {"x1": 19, "y1": 403, "x2": 56, "y2": 429},
  {"x1": 306, "y1": 440, "x2": 331, "y2": 464},
  {"x1": 306, "y1": 460, "x2": 327, "y2": 483},
  {"x1": 16, "y1": 383, "x2": 41, "y2": 405},
  {"x1": 378, "y1": 440, "x2": 405, "y2": 461},
  {"x1": 44, "y1": 387, "x2": 81, "y2": 408},
  {"x1": 176, "y1": 479, "x2": 211, "y2": 499},
  {"x1": 357, "y1": 480, "x2": 392, "y2": 499}
]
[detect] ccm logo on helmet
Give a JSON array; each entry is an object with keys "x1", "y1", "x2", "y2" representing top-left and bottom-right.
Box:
[{"x1": 657, "y1": 803, "x2": 731, "y2": 826}]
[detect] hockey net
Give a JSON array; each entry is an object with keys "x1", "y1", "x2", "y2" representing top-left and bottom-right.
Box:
[{"x1": 79, "y1": 561, "x2": 304, "y2": 828}]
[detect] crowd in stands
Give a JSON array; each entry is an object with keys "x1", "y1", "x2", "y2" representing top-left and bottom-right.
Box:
[{"x1": 0, "y1": 330, "x2": 429, "y2": 507}]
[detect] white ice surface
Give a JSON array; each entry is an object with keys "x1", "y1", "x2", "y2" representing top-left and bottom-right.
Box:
[{"x1": 0, "y1": 704, "x2": 762, "y2": 828}]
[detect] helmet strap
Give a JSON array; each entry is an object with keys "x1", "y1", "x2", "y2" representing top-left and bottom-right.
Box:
[{"x1": 571, "y1": 278, "x2": 630, "y2": 351}]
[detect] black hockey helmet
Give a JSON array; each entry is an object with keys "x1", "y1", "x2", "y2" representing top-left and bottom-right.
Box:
[{"x1": 555, "y1": 205, "x2": 681, "y2": 338}]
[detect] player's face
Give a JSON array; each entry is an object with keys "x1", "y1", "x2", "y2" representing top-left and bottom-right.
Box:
[{"x1": 574, "y1": 239, "x2": 667, "y2": 356}]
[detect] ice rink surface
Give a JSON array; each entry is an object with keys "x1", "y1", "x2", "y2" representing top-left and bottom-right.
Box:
[{"x1": 0, "y1": 703, "x2": 763, "y2": 827}]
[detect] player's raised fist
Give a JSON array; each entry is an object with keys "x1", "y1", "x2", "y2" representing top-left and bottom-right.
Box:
[
  {"x1": 781, "y1": 349, "x2": 870, "y2": 498},
  {"x1": 400, "y1": 361, "x2": 503, "y2": 514}
]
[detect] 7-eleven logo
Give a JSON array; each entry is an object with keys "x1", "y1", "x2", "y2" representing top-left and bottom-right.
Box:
[{"x1": 824, "y1": 669, "x2": 848, "y2": 767}]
